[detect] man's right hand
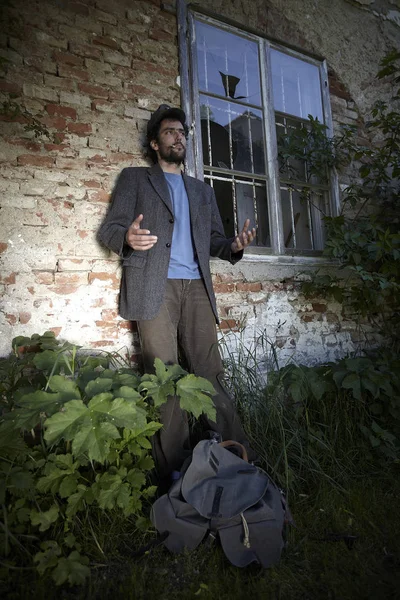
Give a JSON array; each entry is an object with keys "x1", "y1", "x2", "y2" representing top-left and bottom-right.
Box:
[{"x1": 125, "y1": 214, "x2": 158, "y2": 250}]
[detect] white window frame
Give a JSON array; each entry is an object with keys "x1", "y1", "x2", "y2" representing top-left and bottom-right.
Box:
[{"x1": 177, "y1": 0, "x2": 340, "y2": 258}]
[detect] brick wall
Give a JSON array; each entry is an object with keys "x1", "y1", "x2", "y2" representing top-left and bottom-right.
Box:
[
  {"x1": 0, "y1": 0, "x2": 393, "y2": 365},
  {"x1": 0, "y1": 0, "x2": 179, "y2": 360}
]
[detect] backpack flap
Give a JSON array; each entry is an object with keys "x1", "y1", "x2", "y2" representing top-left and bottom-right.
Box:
[
  {"x1": 218, "y1": 481, "x2": 286, "y2": 568},
  {"x1": 150, "y1": 478, "x2": 209, "y2": 553},
  {"x1": 181, "y1": 440, "x2": 269, "y2": 519}
]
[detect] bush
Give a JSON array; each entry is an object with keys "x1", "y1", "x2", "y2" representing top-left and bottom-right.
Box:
[{"x1": 0, "y1": 332, "x2": 216, "y2": 586}]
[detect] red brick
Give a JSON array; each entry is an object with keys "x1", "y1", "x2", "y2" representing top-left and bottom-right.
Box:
[
  {"x1": 86, "y1": 154, "x2": 109, "y2": 164},
  {"x1": 7, "y1": 138, "x2": 41, "y2": 151},
  {"x1": 44, "y1": 141, "x2": 69, "y2": 152},
  {"x1": 0, "y1": 80, "x2": 22, "y2": 94},
  {"x1": 69, "y1": 43, "x2": 103, "y2": 60},
  {"x1": 90, "y1": 340, "x2": 115, "y2": 347},
  {"x1": 78, "y1": 82, "x2": 109, "y2": 98},
  {"x1": 87, "y1": 189, "x2": 111, "y2": 203},
  {"x1": 18, "y1": 155, "x2": 54, "y2": 168},
  {"x1": 41, "y1": 116, "x2": 67, "y2": 130},
  {"x1": 109, "y1": 152, "x2": 135, "y2": 164},
  {"x1": 101, "y1": 308, "x2": 118, "y2": 320},
  {"x1": 118, "y1": 321, "x2": 132, "y2": 330},
  {"x1": 46, "y1": 104, "x2": 77, "y2": 120},
  {"x1": 34, "y1": 271, "x2": 55, "y2": 284},
  {"x1": 301, "y1": 314, "x2": 315, "y2": 323},
  {"x1": 67, "y1": 122, "x2": 92, "y2": 135},
  {"x1": 92, "y1": 36, "x2": 120, "y2": 50},
  {"x1": 95, "y1": 320, "x2": 115, "y2": 328},
  {"x1": 53, "y1": 51, "x2": 84, "y2": 67},
  {"x1": 236, "y1": 282, "x2": 262, "y2": 292},
  {"x1": 89, "y1": 272, "x2": 119, "y2": 285},
  {"x1": 214, "y1": 283, "x2": 236, "y2": 293},
  {"x1": 125, "y1": 84, "x2": 152, "y2": 96},
  {"x1": 149, "y1": 29, "x2": 174, "y2": 42},
  {"x1": 0, "y1": 113, "x2": 27, "y2": 124},
  {"x1": 52, "y1": 284, "x2": 79, "y2": 295},
  {"x1": 0, "y1": 243, "x2": 8, "y2": 253},
  {"x1": 219, "y1": 319, "x2": 239, "y2": 331},
  {"x1": 19, "y1": 312, "x2": 31, "y2": 324},
  {"x1": 58, "y1": 64, "x2": 89, "y2": 81},
  {"x1": 312, "y1": 303, "x2": 327, "y2": 313},
  {"x1": 1, "y1": 272, "x2": 16, "y2": 284},
  {"x1": 82, "y1": 179, "x2": 101, "y2": 188}
]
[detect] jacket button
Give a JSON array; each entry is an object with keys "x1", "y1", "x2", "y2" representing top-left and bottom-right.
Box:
[
  {"x1": 166, "y1": 243, "x2": 171, "y2": 248},
  {"x1": 169, "y1": 218, "x2": 174, "y2": 223}
]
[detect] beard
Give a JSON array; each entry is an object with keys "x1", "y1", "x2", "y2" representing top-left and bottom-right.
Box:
[{"x1": 158, "y1": 142, "x2": 186, "y2": 164}]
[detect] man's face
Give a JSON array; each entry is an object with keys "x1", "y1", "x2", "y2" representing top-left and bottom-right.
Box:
[{"x1": 151, "y1": 118, "x2": 186, "y2": 164}]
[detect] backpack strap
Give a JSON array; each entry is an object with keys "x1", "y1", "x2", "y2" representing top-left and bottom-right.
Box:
[{"x1": 219, "y1": 440, "x2": 248, "y2": 462}]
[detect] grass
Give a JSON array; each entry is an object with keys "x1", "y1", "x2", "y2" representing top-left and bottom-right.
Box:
[
  {"x1": 3, "y1": 475, "x2": 399, "y2": 599},
  {"x1": 2, "y1": 334, "x2": 400, "y2": 599}
]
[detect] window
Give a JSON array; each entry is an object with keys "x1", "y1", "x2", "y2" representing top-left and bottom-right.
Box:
[{"x1": 179, "y1": 8, "x2": 338, "y2": 255}]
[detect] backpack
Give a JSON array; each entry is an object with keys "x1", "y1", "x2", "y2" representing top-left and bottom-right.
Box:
[{"x1": 150, "y1": 439, "x2": 291, "y2": 568}]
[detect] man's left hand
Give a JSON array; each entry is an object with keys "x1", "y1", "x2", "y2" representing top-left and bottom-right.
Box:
[{"x1": 231, "y1": 219, "x2": 256, "y2": 253}]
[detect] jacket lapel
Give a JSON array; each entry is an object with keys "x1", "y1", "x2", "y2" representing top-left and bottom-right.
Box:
[{"x1": 147, "y1": 163, "x2": 173, "y2": 214}]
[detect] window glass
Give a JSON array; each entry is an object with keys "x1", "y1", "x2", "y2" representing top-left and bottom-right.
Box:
[
  {"x1": 271, "y1": 49, "x2": 323, "y2": 121},
  {"x1": 196, "y1": 21, "x2": 261, "y2": 106},
  {"x1": 200, "y1": 95, "x2": 265, "y2": 175},
  {"x1": 191, "y1": 16, "x2": 330, "y2": 254}
]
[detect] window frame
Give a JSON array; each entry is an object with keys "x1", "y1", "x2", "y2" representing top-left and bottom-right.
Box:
[{"x1": 178, "y1": 1, "x2": 340, "y2": 258}]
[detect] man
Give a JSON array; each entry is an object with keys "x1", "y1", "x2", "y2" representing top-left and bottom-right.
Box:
[{"x1": 99, "y1": 104, "x2": 256, "y2": 483}]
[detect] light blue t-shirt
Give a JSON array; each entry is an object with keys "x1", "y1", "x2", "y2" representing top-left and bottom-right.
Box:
[{"x1": 164, "y1": 172, "x2": 201, "y2": 280}]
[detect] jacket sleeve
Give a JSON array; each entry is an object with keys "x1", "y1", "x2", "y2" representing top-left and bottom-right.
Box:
[
  {"x1": 209, "y1": 188, "x2": 244, "y2": 264},
  {"x1": 98, "y1": 168, "x2": 137, "y2": 258}
]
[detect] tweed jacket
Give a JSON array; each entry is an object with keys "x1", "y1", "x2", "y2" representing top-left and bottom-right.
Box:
[{"x1": 98, "y1": 163, "x2": 243, "y2": 322}]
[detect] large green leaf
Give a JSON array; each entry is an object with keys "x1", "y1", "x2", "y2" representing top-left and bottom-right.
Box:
[
  {"x1": 113, "y1": 371, "x2": 140, "y2": 388},
  {"x1": 138, "y1": 377, "x2": 175, "y2": 407},
  {"x1": 0, "y1": 423, "x2": 29, "y2": 456},
  {"x1": 17, "y1": 389, "x2": 64, "y2": 415},
  {"x1": 84, "y1": 377, "x2": 113, "y2": 398},
  {"x1": 34, "y1": 541, "x2": 62, "y2": 576},
  {"x1": 154, "y1": 358, "x2": 187, "y2": 382},
  {"x1": 66, "y1": 484, "x2": 91, "y2": 518},
  {"x1": 176, "y1": 374, "x2": 216, "y2": 421},
  {"x1": 33, "y1": 350, "x2": 60, "y2": 372},
  {"x1": 30, "y1": 505, "x2": 59, "y2": 532},
  {"x1": 44, "y1": 400, "x2": 89, "y2": 445},
  {"x1": 48, "y1": 376, "x2": 81, "y2": 401},
  {"x1": 341, "y1": 372, "x2": 362, "y2": 400},
  {"x1": 88, "y1": 394, "x2": 140, "y2": 429},
  {"x1": 52, "y1": 551, "x2": 90, "y2": 586},
  {"x1": 72, "y1": 421, "x2": 120, "y2": 462},
  {"x1": 114, "y1": 385, "x2": 142, "y2": 401}
]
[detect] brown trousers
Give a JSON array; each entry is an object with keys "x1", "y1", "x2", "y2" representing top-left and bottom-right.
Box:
[{"x1": 137, "y1": 279, "x2": 250, "y2": 480}]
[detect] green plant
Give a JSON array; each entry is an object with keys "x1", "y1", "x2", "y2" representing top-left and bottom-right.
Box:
[
  {"x1": 0, "y1": 332, "x2": 216, "y2": 586},
  {"x1": 221, "y1": 329, "x2": 400, "y2": 501},
  {"x1": 290, "y1": 51, "x2": 400, "y2": 340}
]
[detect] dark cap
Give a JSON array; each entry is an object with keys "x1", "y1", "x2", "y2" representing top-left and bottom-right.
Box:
[{"x1": 147, "y1": 104, "x2": 186, "y2": 138}]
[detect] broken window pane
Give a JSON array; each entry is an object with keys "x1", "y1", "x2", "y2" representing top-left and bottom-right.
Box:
[
  {"x1": 206, "y1": 175, "x2": 270, "y2": 247},
  {"x1": 281, "y1": 186, "x2": 328, "y2": 250},
  {"x1": 271, "y1": 49, "x2": 323, "y2": 121},
  {"x1": 196, "y1": 20, "x2": 261, "y2": 106},
  {"x1": 200, "y1": 95, "x2": 265, "y2": 175}
]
